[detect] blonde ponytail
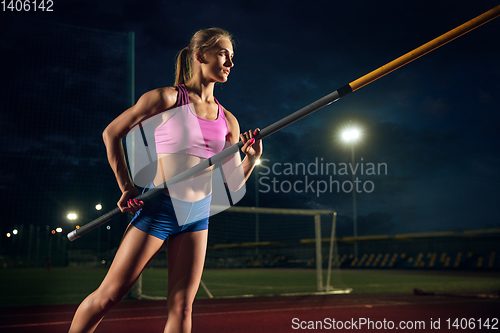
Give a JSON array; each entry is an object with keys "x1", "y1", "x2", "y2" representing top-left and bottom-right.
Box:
[{"x1": 174, "y1": 47, "x2": 191, "y2": 86}]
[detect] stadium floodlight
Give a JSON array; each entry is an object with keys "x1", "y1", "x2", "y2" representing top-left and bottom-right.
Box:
[
  {"x1": 341, "y1": 126, "x2": 362, "y2": 259},
  {"x1": 67, "y1": 213, "x2": 77, "y2": 220},
  {"x1": 341, "y1": 128, "x2": 361, "y2": 143}
]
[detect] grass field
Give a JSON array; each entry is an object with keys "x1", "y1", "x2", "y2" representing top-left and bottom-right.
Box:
[{"x1": 1, "y1": 268, "x2": 499, "y2": 307}]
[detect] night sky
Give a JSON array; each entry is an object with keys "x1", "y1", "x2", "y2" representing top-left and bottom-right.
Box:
[{"x1": 1, "y1": 0, "x2": 499, "y2": 238}]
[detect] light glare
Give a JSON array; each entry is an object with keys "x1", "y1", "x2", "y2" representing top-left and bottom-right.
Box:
[
  {"x1": 342, "y1": 128, "x2": 361, "y2": 142},
  {"x1": 67, "y1": 213, "x2": 77, "y2": 220}
]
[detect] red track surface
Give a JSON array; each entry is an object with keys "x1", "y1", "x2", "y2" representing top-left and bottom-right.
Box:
[{"x1": 0, "y1": 293, "x2": 498, "y2": 332}]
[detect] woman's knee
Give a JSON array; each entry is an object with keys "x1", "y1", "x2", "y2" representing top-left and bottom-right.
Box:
[
  {"x1": 168, "y1": 293, "x2": 193, "y2": 319},
  {"x1": 90, "y1": 286, "x2": 126, "y2": 312}
]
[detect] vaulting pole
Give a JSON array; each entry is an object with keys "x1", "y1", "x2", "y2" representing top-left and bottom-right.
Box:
[{"x1": 68, "y1": 5, "x2": 500, "y2": 241}]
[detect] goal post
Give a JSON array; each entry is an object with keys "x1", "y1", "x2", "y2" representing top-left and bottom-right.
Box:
[
  {"x1": 131, "y1": 205, "x2": 351, "y2": 299},
  {"x1": 221, "y1": 206, "x2": 342, "y2": 293}
]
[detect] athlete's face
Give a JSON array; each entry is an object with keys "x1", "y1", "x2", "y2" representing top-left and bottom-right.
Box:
[{"x1": 200, "y1": 38, "x2": 234, "y2": 82}]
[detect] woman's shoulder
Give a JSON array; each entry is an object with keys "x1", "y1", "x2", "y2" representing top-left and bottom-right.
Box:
[
  {"x1": 156, "y1": 86, "x2": 178, "y2": 105},
  {"x1": 222, "y1": 106, "x2": 237, "y2": 124},
  {"x1": 139, "y1": 87, "x2": 178, "y2": 110},
  {"x1": 222, "y1": 106, "x2": 239, "y2": 136}
]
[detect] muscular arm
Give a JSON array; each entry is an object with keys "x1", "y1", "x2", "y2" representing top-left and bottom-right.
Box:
[{"x1": 102, "y1": 87, "x2": 177, "y2": 211}]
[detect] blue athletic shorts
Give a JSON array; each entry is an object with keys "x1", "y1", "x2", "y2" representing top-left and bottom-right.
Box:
[{"x1": 130, "y1": 186, "x2": 210, "y2": 241}]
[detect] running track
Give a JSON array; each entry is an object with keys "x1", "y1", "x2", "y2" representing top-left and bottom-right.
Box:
[{"x1": 0, "y1": 293, "x2": 498, "y2": 332}]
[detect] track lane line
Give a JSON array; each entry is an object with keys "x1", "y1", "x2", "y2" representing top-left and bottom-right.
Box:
[
  {"x1": 2, "y1": 297, "x2": 493, "y2": 329},
  {"x1": 0, "y1": 301, "x2": 411, "y2": 329}
]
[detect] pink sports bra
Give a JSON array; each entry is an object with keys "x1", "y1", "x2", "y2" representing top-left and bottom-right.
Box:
[{"x1": 154, "y1": 84, "x2": 229, "y2": 159}]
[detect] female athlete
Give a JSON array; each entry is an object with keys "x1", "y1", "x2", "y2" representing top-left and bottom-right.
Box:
[{"x1": 68, "y1": 27, "x2": 262, "y2": 333}]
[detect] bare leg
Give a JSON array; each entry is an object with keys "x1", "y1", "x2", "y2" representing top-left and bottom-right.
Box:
[
  {"x1": 164, "y1": 229, "x2": 208, "y2": 333},
  {"x1": 68, "y1": 225, "x2": 164, "y2": 333}
]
